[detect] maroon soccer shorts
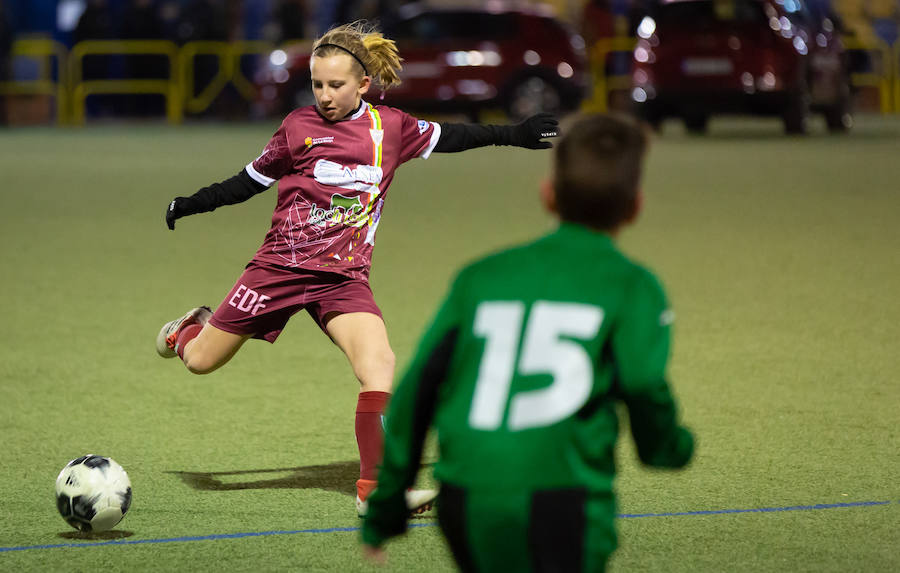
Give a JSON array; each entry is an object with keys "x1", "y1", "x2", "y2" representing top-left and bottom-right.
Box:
[{"x1": 207, "y1": 260, "x2": 383, "y2": 343}]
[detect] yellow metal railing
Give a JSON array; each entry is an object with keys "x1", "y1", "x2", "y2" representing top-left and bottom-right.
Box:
[
  {"x1": 842, "y1": 36, "x2": 894, "y2": 114},
  {"x1": 894, "y1": 41, "x2": 900, "y2": 112},
  {"x1": 582, "y1": 37, "x2": 637, "y2": 114},
  {"x1": 3, "y1": 37, "x2": 898, "y2": 124},
  {"x1": 181, "y1": 41, "x2": 274, "y2": 114},
  {"x1": 0, "y1": 38, "x2": 69, "y2": 124},
  {"x1": 69, "y1": 40, "x2": 182, "y2": 125}
]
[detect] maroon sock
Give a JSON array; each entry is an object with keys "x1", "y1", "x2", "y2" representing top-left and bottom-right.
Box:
[
  {"x1": 356, "y1": 391, "x2": 391, "y2": 481},
  {"x1": 175, "y1": 324, "x2": 202, "y2": 360}
]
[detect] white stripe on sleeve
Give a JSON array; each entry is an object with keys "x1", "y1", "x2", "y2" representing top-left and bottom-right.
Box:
[
  {"x1": 419, "y1": 122, "x2": 442, "y2": 160},
  {"x1": 245, "y1": 162, "x2": 276, "y2": 187}
]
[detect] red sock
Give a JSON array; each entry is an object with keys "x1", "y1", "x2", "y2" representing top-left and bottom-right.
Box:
[
  {"x1": 175, "y1": 324, "x2": 202, "y2": 360},
  {"x1": 356, "y1": 391, "x2": 390, "y2": 481}
]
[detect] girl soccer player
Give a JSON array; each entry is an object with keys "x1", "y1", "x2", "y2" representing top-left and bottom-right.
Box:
[{"x1": 156, "y1": 21, "x2": 559, "y2": 516}]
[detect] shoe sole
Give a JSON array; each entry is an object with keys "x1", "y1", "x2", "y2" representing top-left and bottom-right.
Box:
[{"x1": 156, "y1": 307, "x2": 212, "y2": 358}]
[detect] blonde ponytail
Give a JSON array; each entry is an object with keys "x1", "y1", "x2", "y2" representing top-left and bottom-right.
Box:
[{"x1": 313, "y1": 21, "x2": 403, "y2": 91}]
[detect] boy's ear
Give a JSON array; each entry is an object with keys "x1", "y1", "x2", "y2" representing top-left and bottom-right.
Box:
[{"x1": 539, "y1": 178, "x2": 558, "y2": 215}]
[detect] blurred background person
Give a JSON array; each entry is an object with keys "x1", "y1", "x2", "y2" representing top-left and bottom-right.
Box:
[
  {"x1": 266, "y1": 0, "x2": 308, "y2": 43},
  {"x1": 73, "y1": 0, "x2": 114, "y2": 117},
  {"x1": 315, "y1": 0, "x2": 361, "y2": 35},
  {"x1": 177, "y1": 0, "x2": 229, "y2": 45},
  {"x1": 73, "y1": 0, "x2": 112, "y2": 44},
  {"x1": 122, "y1": 0, "x2": 166, "y2": 116},
  {"x1": 158, "y1": 0, "x2": 182, "y2": 43},
  {"x1": 177, "y1": 0, "x2": 234, "y2": 117}
]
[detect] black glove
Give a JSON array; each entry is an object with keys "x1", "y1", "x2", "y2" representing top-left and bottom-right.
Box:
[
  {"x1": 164, "y1": 171, "x2": 270, "y2": 231},
  {"x1": 165, "y1": 197, "x2": 190, "y2": 230},
  {"x1": 511, "y1": 112, "x2": 560, "y2": 149}
]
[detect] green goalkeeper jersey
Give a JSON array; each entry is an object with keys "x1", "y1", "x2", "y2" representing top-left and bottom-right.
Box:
[{"x1": 363, "y1": 222, "x2": 694, "y2": 545}]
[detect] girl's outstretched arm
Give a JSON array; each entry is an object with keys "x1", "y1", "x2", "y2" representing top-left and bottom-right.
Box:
[
  {"x1": 165, "y1": 169, "x2": 269, "y2": 230},
  {"x1": 433, "y1": 112, "x2": 559, "y2": 153}
]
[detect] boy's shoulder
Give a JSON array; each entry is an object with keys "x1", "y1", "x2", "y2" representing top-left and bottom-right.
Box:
[
  {"x1": 456, "y1": 226, "x2": 665, "y2": 297},
  {"x1": 456, "y1": 234, "x2": 550, "y2": 276}
]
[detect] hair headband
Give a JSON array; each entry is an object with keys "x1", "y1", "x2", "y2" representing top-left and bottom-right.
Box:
[{"x1": 314, "y1": 43, "x2": 369, "y2": 76}]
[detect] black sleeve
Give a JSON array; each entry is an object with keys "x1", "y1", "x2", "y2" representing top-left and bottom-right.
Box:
[
  {"x1": 177, "y1": 169, "x2": 269, "y2": 216},
  {"x1": 433, "y1": 122, "x2": 519, "y2": 152},
  {"x1": 433, "y1": 112, "x2": 559, "y2": 152}
]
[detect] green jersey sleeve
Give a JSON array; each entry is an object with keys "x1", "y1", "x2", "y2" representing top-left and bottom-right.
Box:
[
  {"x1": 612, "y1": 268, "x2": 694, "y2": 469},
  {"x1": 361, "y1": 275, "x2": 463, "y2": 547}
]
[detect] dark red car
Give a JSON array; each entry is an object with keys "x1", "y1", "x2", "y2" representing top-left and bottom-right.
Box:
[
  {"x1": 630, "y1": 0, "x2": 852, "y2": 134},
  {"x1": 254, "y1": 3, "x2": 588, "y2": 120}
]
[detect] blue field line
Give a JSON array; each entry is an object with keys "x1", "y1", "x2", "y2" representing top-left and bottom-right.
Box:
[
  {"x1": 1, "y1": 500, "x2": 895, "y2": 553},
  {"x1": 617, "y1": 500, "x2": 893, "y2": 518}
]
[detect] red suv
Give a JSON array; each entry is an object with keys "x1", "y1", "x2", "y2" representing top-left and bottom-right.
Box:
[
  {"x1": 630, "y1": 0, "x2": 852, "y2": 134},
  {"x1": 254, "y1": 3, "x2": 588, "y2": 120}
]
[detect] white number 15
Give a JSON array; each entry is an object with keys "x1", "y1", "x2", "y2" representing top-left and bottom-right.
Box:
[{"x1": 469, "y1": 301, "x2": 604, "y2": 431}]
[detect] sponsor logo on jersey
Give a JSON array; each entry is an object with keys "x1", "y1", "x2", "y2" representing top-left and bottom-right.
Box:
[
  {"x1": 305, "y1": 136, "x2": 335, "y2": 148},
  {"x1": 313, "y1": 159, "x2": 383, "y2": 193},
  {"x1": 308, "y1": 193, "x2": 366, "y2": 227}
]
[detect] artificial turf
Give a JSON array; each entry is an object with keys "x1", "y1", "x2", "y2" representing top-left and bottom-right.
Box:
[{"x1": 1, "y1": 114, "x2": 897, "y2": 571}]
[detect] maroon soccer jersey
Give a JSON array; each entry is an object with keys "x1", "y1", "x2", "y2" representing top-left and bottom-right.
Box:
[{"x1": 244, "y1": 101, "x2": 441, "y2": 280}]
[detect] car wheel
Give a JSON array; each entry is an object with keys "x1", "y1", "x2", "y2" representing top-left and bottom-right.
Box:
[
  {"x1": 505, "y1": 76, "x2": 562, "y2": 121},
  {"x1": 783, "y1": 84, "x2": 811, "y2": 135},
  {"x1": 683, "y1": 114, "x2": 709, "y2": 135},
  {"x1": 824, "y1": 82, "x2": 853, "y2": 134}
]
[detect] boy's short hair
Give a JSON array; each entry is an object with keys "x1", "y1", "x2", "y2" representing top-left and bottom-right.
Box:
[{"x1": 553, "y1": 113, "x2": 649, "y2": 230}]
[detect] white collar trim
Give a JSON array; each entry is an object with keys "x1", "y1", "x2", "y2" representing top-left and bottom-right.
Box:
[{"x1": 349, "y1": 100, "x2": 368, "y2": 120}]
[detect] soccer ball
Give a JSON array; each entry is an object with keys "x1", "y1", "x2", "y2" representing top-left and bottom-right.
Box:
[{"x1": 55, "y1": 455, "x2": 132, "y2": 532}]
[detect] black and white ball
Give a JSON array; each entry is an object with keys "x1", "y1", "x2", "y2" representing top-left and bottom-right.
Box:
[{"x1": 55, "y1": 455, "x2": 132, "y2": 532}]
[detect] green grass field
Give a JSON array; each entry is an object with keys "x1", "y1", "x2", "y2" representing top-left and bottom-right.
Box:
[{"x1": 1, "y1": 114, "x2": 898, "y2": 572}]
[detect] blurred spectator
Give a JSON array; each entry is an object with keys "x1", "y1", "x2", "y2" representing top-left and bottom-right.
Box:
[
  {"x1": 122, "y1": 0, "x2": 166, "y2": 116},
  {"x1": 178, "y1": 0, "x2": 227, "y2": 104},
  {"x1": 267, "y1": 0, "x2": 308, "y2": 43},
  {"x1": 74, "y1": 0, "x2": 114, "y2": 116},
  {"x1": 73, "y1": 0, "x2": 113, "y2": 45},
  {"x1": 158, "y1": 0, "x2": 182, "y2": 42},
  {"x1": 315, "y1": 0, "x2": 360, "y2": 35},
  {"x1": 177, "y1": 0, "x2": 228, "y2": 44},
  {"x1": 0, "y1": 0, "x2": 11, "y2": 125},
  {"x1": 178, "y1": 0, "x2": 249, "y2": 118},
  {"x1": 122, "y1": 0, "x2": 163, "y2": 42}
]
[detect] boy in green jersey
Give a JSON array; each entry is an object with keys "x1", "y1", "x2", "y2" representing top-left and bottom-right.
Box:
[{"x1": 361, "y1": 113, "x2": 695, "y2": 572}]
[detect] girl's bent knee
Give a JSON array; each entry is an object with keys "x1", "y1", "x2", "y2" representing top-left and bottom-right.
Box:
[{"x1": 183, "y1": 355, "x2": 217, "y2": 375}]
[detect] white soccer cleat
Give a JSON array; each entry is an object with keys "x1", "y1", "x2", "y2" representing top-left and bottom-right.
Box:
[
  {"x1": 356, "y1": 488, "x2": 438, "y2": 518},
  {"x1": 404, "y1": 488, "x2": 438, "y2": 515},
  {"x1": 155, "y1": 306, "x2": 212, "y2": 358}
]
